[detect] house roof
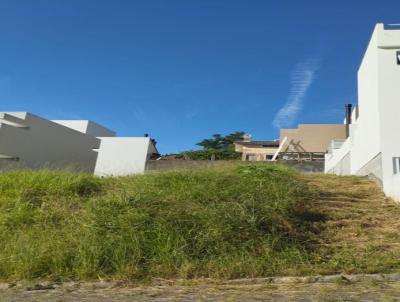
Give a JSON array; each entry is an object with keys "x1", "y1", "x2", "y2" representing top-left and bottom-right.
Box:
[{"x1": 234, "y1": 140, "x2": 280, "y2": 148}]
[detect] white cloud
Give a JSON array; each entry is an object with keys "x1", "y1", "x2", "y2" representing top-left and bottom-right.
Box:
[{"x1": 272, "y1": 58, "x2": 321, "y2": 129}]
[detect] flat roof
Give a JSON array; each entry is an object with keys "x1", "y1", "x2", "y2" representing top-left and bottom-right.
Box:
[{"x1": 235, "y1": 141, "x2": 280, "y2": 147}]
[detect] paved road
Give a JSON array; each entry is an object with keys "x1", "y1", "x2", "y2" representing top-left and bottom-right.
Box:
[{"x1": 2, "y1": 280, "x2": 400, "y2": 301}]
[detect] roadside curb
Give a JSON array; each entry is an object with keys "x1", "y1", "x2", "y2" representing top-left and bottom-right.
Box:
[
  {"x1": 2, "y1": 273, "x2": 400, "y2": 291},
  {"x1": 226, "y1": 273, "x2": 400, "y2": 285}
]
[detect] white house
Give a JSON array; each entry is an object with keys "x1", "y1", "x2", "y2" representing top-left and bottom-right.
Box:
[
  {"x1": 0, "y1": 112, "x2": 100, "y2": 172},
  {"x1": 325, "y1": 23, "x2": 400, "y2": 201},
  {"x1": 0, "y1": 112, "x2": 159, "y2": 176}
]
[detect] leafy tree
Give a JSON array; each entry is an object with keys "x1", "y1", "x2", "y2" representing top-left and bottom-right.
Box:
[
  {"x1": 196, "y1": 131, "x2": 245, "y2": 150},
  {"x1": 181, "y1": 131, "x2": 245, "y2": 160}
]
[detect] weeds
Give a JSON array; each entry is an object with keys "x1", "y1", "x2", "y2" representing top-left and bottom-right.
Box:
[{"x1": 0, "y1": 164, "x2": 400, "y2": 282}]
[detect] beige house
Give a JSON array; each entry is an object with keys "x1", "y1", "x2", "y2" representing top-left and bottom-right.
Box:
[
  {"x1": 235, "y1": 124, "x2": 347, "y2": 162},
  {"x1": 234, "y1": 137, "x2": 280, "y2": 161},
  {"x1": 280, "y1": 124, "x2": 346, "y2": 153}
]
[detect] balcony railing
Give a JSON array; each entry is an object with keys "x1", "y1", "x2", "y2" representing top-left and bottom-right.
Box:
[{"x1": 327, "y1": 139, "x2": 346, "y2": 154}]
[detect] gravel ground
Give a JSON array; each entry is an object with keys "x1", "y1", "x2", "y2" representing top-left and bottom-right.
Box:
[{"x1": 2, "y1": 275, "x2": 400, "y2": 302}]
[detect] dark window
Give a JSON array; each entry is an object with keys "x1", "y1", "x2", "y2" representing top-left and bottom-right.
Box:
[
  {"x1": 397, "y1": 51, "x2": 400, "y2": 65},
  {"x1": 393, "y1": 157, "x2": 400, "y2": 174}
]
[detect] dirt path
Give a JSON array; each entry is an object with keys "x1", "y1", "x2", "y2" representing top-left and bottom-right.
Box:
[{"x1": 296, "y1": 174, "x2": 400, "y2": 276}]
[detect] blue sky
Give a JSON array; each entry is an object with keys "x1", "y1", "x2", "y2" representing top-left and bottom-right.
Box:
[{"x1": 1, "y1": 0, "x2": 399, "y2": 153}]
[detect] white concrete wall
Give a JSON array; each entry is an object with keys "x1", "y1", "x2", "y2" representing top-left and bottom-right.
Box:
[
  {"x1": 0, "y1": 112, "x2": 100, "y2": 172},
  {"x1": 375, "y1": 24, "x2": 400, "y2": 200},
  {"x1": 53, "y1": 120, "x2": 116, "y2": 137},
  {"x1": 325, "y1": 23, "x2": 400, "y2": 201},
  {"x1": 94, "y1": 137, "x2": 152, "y2": 176},
  {"x1": 350, "y1": 26, "x2": 382, "y2": 174},
  {"x1": 385, "y1": 174, "x2": 400, "y2": 200}
]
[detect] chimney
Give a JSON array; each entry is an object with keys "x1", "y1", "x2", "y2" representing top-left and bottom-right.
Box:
[{"x1": 345, "y1": 104, "x2": 352, "y2": 138}]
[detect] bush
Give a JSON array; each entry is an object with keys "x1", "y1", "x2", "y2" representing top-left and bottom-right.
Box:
[{"x1": 182, "y1": 149, "x2": 241, "y2": 160}]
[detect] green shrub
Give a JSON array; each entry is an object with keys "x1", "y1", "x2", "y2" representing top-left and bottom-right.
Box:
[{"x1": 182, "y1": 148, "x2": 241, "y2": 160}]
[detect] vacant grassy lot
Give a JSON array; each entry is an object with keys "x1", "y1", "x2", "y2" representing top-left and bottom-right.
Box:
[{"x1": 0, "y1": 163, "x2": 400, "y2": 282}]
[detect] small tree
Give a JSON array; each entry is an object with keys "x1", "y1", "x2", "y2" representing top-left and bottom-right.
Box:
[{"x1": 182, "y1": 131, "x2": 245, "y2": 160}]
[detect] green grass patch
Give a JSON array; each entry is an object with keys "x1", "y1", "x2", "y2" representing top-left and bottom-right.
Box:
[
  {"x1": 1, "y1": 163, "x2": 400, "y2": 282},
  {"x1": 0, "y1": 164, "x2": 318, "y2": 281}
]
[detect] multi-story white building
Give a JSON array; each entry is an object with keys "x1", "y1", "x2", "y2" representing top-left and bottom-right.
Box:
[
  {"x1": 325, "y1": 23, "x2": 400, "y2": 201},
  {"x1": 0, "y1": 112, "x2": 159, "y2": 176}
]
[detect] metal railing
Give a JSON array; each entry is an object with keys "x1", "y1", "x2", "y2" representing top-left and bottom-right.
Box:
[{"x1": 277, "y1": 152, "x2": 325, "y2": 162}]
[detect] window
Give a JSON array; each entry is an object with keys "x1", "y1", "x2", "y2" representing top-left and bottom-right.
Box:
[
  {"x1": 265, "y1": 155, "x2": 274, "y2": 160},
  {"x1": 246, "y1": 154, "x2": 256, "y2": 161},
  {"x1": 393, "y1": 157, "x2": 400, "y2": 174},
  {"x1": 397, "y1": 51, "x2": 400, "y2": 65}
]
